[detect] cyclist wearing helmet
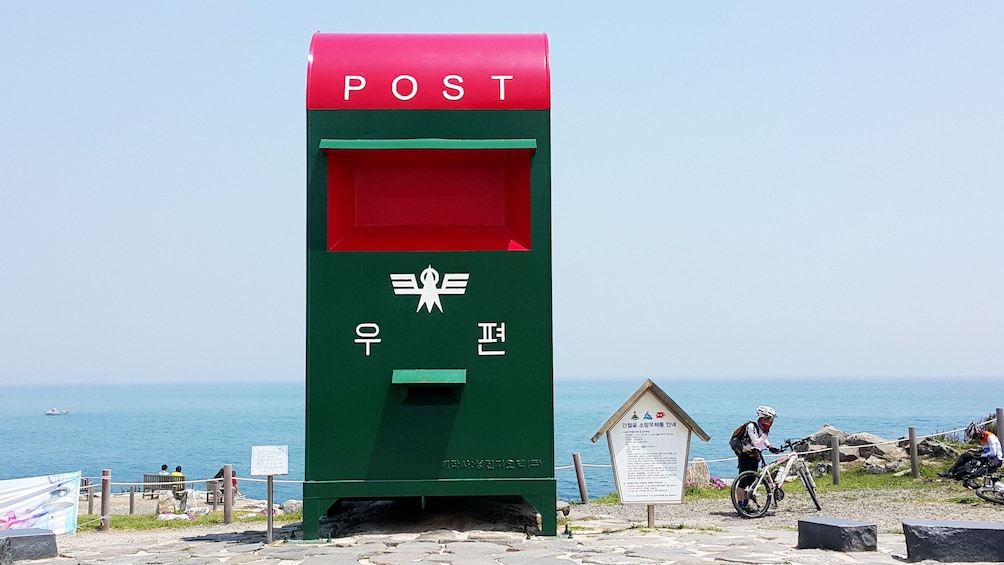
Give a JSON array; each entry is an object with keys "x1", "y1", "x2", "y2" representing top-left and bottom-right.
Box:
[
  {"x1": 939, "y1": 423, "x2": 1003, "y2": 485},
  {"x1": 734, "y1": 405, "x2": 782, "y2": 509}
]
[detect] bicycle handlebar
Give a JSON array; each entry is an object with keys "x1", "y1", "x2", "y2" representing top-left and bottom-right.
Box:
[{"x1": 757, "y1": 438, "x2": 808, "y2": 455}]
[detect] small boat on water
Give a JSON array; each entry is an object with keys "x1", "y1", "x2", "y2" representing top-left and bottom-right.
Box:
[{"x1": 44, "y1": 408, "x2": 70, "y2": 416}]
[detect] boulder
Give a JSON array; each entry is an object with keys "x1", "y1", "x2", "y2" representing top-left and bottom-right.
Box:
[
  {"x1": 862, "y1": 456, "x2": 906, "y2": 474},
  {"x1": 556, "y1": 500, "x2": 571, "y2": 516},
  {"x1": 177, "y1": 489, "x2": 203, "y2": 513},
  {"x1": 916, "y1": 438, "x2": 960, "y2": 459},
  {"x1": 685, "y1": 458, "x2": 710, "y2": 488},
  {"x1": 844, "y1": 432, "x2": 888, "y2": 447},
  {"x1": 844, "y1": 432, "x2": 908, "y2": 462},
  {"x1": 282, "y1": 499, "x2": 303, "y2": 514},
  {"x1": 156, "y1": 491, "x2": 177, "y2": 514},
  {"x1": 809, "y1": 425, "x2": 849, "y2": 447},
  {"x1": 859, "y1": 443, "x2": 907, "y2": 461},
  {"x1": 811, "y1": 462, "x2": 832, "y2": 477},
  {"x1": 796, "y1": 441, "x2": 837, "y2": 462},
  {"x1": 798, "y1": 443, "x2": 827, "y2": 462},
  {"x1": 838, "y1": 450, "x2": 859, "y2": 463},
  {"x1": 801, "y1": 425, "x2": 962, "y2": 476}
]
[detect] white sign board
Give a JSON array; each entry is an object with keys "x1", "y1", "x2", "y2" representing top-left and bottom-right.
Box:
[
  {"x1": 251, "y1": 445, "x2": 289, "y2": 476},
  {"x1": 607, "y1": 391, "x2": 688, "y2": 504}
]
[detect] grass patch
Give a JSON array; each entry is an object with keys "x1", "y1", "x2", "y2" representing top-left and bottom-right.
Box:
[
  {"x1": 591, "y1": 492, "x2": 621, "y2": 504},
  {"x1": 587, "y1": 482, "x2": 732, "y2": 505},
  {"x1": 76, "y1": 511, "x2": 303, "y2": 532},
  {"x1": 586, "y1": 464, "x2": 967, "y2": 505},
  {"x1": 811, "y1": 466, "x2": 948, "y2": 492}
]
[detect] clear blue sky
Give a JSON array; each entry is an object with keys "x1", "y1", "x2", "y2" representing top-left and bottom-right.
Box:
[{"x1": 2, "y1": 3, "x2": 1001, "y2": 384}]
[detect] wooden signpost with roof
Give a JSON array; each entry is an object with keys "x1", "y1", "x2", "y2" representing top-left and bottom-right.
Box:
[{"x1": 591, "y1": 379, "x2": 710, "y2": 527}]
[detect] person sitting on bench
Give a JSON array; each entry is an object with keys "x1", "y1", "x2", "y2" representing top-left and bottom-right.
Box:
[{"x1": 214, "y1": 467, "x2": 242, "y2": 498}]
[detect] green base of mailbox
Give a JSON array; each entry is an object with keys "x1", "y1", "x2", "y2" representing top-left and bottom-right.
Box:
[{"x1": 302, "y1": 479, "x2": 557, "y2": 539}]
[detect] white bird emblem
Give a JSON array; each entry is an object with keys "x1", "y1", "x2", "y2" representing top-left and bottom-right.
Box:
[{"x1": 390, "y1": 265, "x2": 469, "y2": 313}]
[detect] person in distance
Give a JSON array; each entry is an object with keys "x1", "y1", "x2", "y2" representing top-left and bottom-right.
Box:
[
  {"x1": 938, "y1": 423, "x2": 1002, "y2": 487},
  {"x1": 733, "y1": 405, "x2": 782, "y2": 510}
]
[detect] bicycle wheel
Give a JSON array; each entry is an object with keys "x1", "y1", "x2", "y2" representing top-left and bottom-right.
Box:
[
  {"x1": 731, "y1": 470, "x2": 772, "y2": 518},
  {"x1": 975, "y1": 485, "x2": 1004, "y2": 505},
  {"x1": 797, "y1": 463, "x2": 822, "y2": 510}
]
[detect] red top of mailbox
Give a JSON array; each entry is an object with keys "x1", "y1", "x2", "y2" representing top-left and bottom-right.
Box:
[{"x1": 307, "y1": 33, "x2": 550, "y2": 110}]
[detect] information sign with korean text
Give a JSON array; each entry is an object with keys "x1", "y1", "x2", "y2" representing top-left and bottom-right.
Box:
[
  {"x1": 251, "y1": 445, "x2": 289, "y2": 476},
  {"x1": 592, "y1": 380, "x2": 710, "y2": 505}
]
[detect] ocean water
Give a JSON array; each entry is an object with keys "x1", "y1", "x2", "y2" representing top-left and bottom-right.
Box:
[{"x1": 2, "y1": 378, "x2": 996, "y2": 504}]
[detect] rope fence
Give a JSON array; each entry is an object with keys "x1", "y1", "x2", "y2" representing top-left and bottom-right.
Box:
[
  {"x1": 77, "y1": 410, "x2": 1002, "y2": 516},
  {"x1": 560, "y1": 409, "x2": 1002, "y2": 502}
]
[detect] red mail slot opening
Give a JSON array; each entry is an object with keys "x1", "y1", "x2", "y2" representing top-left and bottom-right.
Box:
[{"x1": 322, "y1": 139, "x2": 535, "y2": 252}]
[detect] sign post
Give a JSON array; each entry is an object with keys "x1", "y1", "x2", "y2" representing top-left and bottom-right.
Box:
[
  {"x1": 251, "y1": 445, "x2": 289, "y2": 543},
  {"x1": 591, "y1": 380, "x2": 710, "y2": 526}
]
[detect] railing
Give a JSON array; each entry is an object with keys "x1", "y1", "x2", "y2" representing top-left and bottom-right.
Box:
[
  {"x1": 77, "y1": 464, "x2": 274, "y2": 530},
  {"x1": 559, "y1": 407, "x2": 1004, "y2": 502},
  {"x1": 80, "y1": 409, "x2": 1003, "y2": 520}
]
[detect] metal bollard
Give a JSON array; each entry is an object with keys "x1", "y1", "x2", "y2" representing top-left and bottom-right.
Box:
[{"x1": 572, "y1": 453, "x2": 588, "y2": 503}]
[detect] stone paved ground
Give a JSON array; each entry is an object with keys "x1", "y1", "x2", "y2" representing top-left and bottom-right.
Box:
[
  {"x1": 32, "y1": 491, "x2": 1004, "y2": 564},
  {"x1": 34, "y1": 518, "x2": 919, "y2": 565}
]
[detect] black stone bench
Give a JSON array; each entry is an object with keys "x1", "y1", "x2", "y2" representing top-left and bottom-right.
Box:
[
  {"x1": 0, "y1": 528, "x2": 57, "y2": 562},
  {"x1": 902, "y1": 519, "x2": 1004, "y2": 562},
  {"x1": 797, "y1": 517, "x2": 877, "y2": 552}
]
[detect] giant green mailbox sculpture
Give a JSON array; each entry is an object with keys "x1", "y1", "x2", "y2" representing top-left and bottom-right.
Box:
[{"x1": 304, "y1": 33, "x2": 554, "y2": 539}]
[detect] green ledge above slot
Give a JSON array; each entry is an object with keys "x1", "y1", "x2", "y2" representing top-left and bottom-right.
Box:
[
  {"x1": 391, "y1": 369, "x2": 468, "y2": 385},
  {"x1": 319, "y1": 138, "x2": 537, "y2": 150}
]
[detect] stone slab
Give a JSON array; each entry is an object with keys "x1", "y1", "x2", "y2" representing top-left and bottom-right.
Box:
[
  {"x1": 797, "y1": 516, "x2": 877, "y2": 552},
  {"x1": 902, "y1": 519, "x2": 1004, "y2": 562},
  {"x1": 0, "y1": 538, "x2": 11, "y2": 565},
  {"x1": 0, "y1": 529, "x2": 57, "y2": 561}
]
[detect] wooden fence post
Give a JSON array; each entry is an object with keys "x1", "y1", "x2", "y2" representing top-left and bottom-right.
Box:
[
  {"x1": 209, "y1": 479, "x2": 219, "y2": 511},
  {"x1": 84, "y1": 478, "x2": 94, "y2": 515},
  {"x1": 572, "y1": 453, "x2": 588, "y2": 503},
  {"x1": 100, "y1": 470, "x2": 111, "y2": 531},
  {"x1": 830, "y1": 436, "x2": 840, "y2": 485},
  {"x1": 223, "y1": 464, "x2": 233, "y2": 524},
  {"x1": 908, "y1": 426, "x2": 919, "y2": 478}
]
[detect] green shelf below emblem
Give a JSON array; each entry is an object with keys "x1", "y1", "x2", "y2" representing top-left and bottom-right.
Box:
[{"x1": 391, "y1": 369, "x2": 468, "y2": 385}]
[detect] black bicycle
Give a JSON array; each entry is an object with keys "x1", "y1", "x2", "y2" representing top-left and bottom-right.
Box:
[
  {"x1": 947, "y1": 457, "x2": 1004, "y2": 505},
  {"x1": 971, "y1": 472, "x2": 1004, "y2": 505}
]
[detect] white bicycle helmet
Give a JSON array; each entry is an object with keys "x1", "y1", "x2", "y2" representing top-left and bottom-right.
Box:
[{"x1": 756, "y1": 405, "x2": 777, "y2": 420}]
